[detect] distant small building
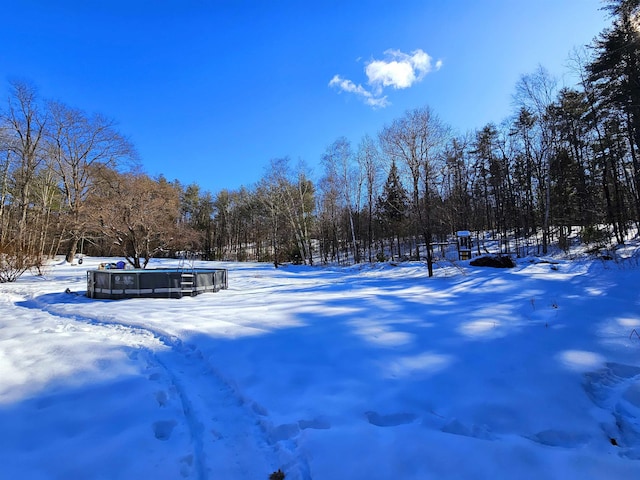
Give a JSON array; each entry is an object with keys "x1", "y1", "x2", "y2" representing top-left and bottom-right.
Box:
[{"x1": 456, "y1": 231, "x2": 472, "y2": 260}]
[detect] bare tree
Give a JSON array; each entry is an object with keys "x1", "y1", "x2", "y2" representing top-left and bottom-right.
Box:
[
  {"x1": 379, "y1": 106, "x2": 449, "y2": 276},
  {"x1": 316, "y1": 165, "x2": 340, "y2": 263},
  {"x1": 46, "y1": 101, "x2": 137, "y2": 262},
  {"x1": 356, "y1": 134, "x2": 382, "y2": 263},
  {"x1": 29, "y1": 161, "x2": 63, "y2": 258},
  {"x1": 96, "y1": 172, "x2": 181, "y2": 268},
  {"x1": 0, "y1": 127, "x2": 12, "y2": 241},
  {"x1": 320, "y1": 137, "x2": 361, "y2": 263},
  {"x1": 258, "y1": 158, "x2": 315, "y2": 266},
  {"x1": 440, "y1": 135, "x2": 474, "y2": 234},
  {"x1": 513, "y1": 66, "x2": 558, "y2": 253},
  {"x1": 1, "y1": 80, "x2": 48, "y2": 248}
]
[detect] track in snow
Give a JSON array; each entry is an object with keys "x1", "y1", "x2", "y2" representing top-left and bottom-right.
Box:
[
  {"x1": 584, "y1": 362, "x2": 640, "y2": 459},
  {"x1": 18, "y1": 292, "x2": 310, "y2": 479}
]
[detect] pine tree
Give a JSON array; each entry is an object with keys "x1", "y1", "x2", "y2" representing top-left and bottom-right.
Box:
[
  {"x1": 588, "y1": 0, "x2": 640, "y2": 222},
  {"x1": 377, "y1": 160, "x2": 408, "y2": 260}
]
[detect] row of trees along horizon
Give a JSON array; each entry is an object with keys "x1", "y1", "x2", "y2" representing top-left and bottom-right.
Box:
[{"x1": 1, "y1": 0, "x2": 639, "y2": 280}]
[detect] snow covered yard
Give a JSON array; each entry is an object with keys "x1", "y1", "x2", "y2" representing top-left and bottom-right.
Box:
[{"x1": 1, "y1": 256, "x2": 640, "y2": 479}]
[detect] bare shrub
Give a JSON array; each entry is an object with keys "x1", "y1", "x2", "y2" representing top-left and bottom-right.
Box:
[
  {"x1": 0, "y1": 242, "x2": 41, "y2": 283},
  {"x1": 30, "y1": 257, "x2": 52, "y2": 277}
]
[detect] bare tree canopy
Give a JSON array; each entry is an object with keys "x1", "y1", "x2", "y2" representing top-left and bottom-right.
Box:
[{"x1": 47, "y1": 100, "x2": 138, "y2": 262}]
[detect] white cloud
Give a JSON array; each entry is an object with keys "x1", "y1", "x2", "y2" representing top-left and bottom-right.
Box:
[
  {"x1": 328, "y1": 75, "x2": 367, "y2": 96},
  {"x1": 328, "y1": 75, "x2": 389, "y2": 108},
  {"x1": 329, "y1": 48, "x2": 441, "y2": 108},
  {"x1": 366, "y1": 49, "x2": 433, "y2": 90}
]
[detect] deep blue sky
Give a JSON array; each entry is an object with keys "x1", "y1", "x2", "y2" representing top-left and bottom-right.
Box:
[{"x1": 1, "y1": 1, "x2": 609, "y2": 194}]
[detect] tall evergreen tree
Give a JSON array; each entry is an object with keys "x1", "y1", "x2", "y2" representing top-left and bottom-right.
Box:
[
  {"x1": 589, "y1": 0, "x2": 640, "y2": 221},
  {"x1": 377, "y1": 159, "x2": 409, "y2": 260}
]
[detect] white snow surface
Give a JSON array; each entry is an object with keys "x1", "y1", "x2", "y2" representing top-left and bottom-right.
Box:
[{"x1": 1, "y1": 255, "x2": 640, "y2": 479}]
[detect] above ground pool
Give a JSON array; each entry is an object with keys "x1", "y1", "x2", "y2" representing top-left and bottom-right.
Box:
[{"x1": 86, "y1": 268, "x2": 228, "y2": 299}]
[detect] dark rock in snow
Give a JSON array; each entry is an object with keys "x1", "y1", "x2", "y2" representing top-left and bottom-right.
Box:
[{"x1": 470, "y1": 255, "x2": 515, "y2": 268}]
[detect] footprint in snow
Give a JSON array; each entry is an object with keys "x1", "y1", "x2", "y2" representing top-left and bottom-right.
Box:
[
  {"x1": 298, "y1": 417, "x2": 331, "y2": 430},
  {"x1": 153, "y1": 420, "x2": 177, "y2": 441},
  {"x1": 528, "y1": 429, "x2": 590, "y2": 448},
  {"x1": 155, "y1": 391, "x2": 168, "y2": 407},
  {"x1": 584, "y1": 362, "x2": 640, "y2": 457},
  {"x1": 365, "y1": 411, "x2": 417, "y2": 427},
  {"x1": 441, "y1": 418, "x2": 494, "y2": 440},
  {"x1": 179, "y1": 454, "x2": 194, "y2": 478}
]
